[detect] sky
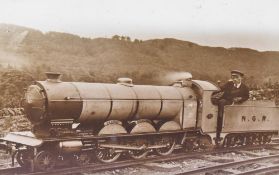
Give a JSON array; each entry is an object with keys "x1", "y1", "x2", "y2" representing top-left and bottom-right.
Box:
[{"x1": 0, "y1": 0, "x2": 278, "y2": 51}]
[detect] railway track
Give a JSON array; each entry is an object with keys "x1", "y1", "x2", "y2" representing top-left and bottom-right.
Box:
[
  {"x1": 173, "y1": 140, "x2": 279, "y2": 175},
  {"x1": 1, "y1": 143, "x2": 279, "y2": 175},
  {"x1": 236, "y1": 165, "x2": 279, "y2": 175},
  {"x1": 176, "y1": 154, "x2": 279, "y2": 175}
]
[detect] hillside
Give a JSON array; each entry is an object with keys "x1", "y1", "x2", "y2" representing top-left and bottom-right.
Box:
[{"x1": 0, "y1": 23, "x2": 279, "y2": 86}]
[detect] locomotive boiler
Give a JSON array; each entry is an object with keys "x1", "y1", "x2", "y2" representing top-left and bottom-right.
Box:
[
  {"x1": 24, "y1": 72, "x2": 197, "y2": 137},
  {"x1": 25, "y1": 73, "x2": 193, "y2": 125},
  {"x1": 1, "y1": 72, "x2": 278, "y2": 172}
]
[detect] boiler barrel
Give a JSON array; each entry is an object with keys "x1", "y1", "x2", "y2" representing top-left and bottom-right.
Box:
[{"x1": 29, "y1": 81, "x2": 191, "y2": 123}]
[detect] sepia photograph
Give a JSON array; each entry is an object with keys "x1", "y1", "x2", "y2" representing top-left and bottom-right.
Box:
[{"x1": 0, "y1": 0, "x2": 279, "y2": 174}]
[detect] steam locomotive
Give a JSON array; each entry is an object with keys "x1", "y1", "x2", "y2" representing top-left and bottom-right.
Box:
[{"x1": 0, "y1": 72, "x2": 278, "y2": 171}]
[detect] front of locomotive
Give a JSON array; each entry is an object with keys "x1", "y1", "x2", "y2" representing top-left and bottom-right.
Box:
[
  {"x1": 23, "y1": 72, "x2": 82, "y2": 126},
  {"x1": 24, "y1": 82, "x2": 47, "y2": 125}
]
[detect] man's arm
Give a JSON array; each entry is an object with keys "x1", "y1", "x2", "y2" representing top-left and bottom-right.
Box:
[
  {"x1": 234, "y1": 84, "x2": 249, "y2": 103},
  {"x1": 241, "y1": 87, "x2": 249, "y2": 102}
]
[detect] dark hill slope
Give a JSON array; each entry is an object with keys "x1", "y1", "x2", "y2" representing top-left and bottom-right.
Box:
[{"x1": 1, "y1": 24, "x2": 279, "y2": 85}]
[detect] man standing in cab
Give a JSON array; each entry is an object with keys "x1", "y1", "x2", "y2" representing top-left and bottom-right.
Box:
[{"x1": 215, "y1": 70, "x2": 249, "y2": 144}]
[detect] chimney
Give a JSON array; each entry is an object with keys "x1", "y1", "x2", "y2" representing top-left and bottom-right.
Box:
[{"x1": 45, "y1": 72, "x2": 62, "y2": 82}]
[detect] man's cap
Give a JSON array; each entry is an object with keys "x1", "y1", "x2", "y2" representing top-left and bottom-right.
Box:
[{"x1": 231, "y1": 70, "x2": 244, "y2": 77}]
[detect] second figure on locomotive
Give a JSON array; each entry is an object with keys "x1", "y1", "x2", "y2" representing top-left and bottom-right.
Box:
[{"x1": 215, "y1": 70, "x2": 249, "y2": 143}]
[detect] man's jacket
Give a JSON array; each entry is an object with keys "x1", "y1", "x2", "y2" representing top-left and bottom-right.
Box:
[{"x1": 220, "y1": 81, "x2": 249, "y2": 103}]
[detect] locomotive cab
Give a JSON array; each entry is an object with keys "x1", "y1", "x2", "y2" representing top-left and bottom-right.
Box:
[{"x1": 191, "y1": 80, "x2": 219, "y2": 135}]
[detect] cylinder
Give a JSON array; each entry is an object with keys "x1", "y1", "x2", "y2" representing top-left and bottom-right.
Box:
[{"x1": 59, "y1": 141, "x2": 83, "y2": 153}]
